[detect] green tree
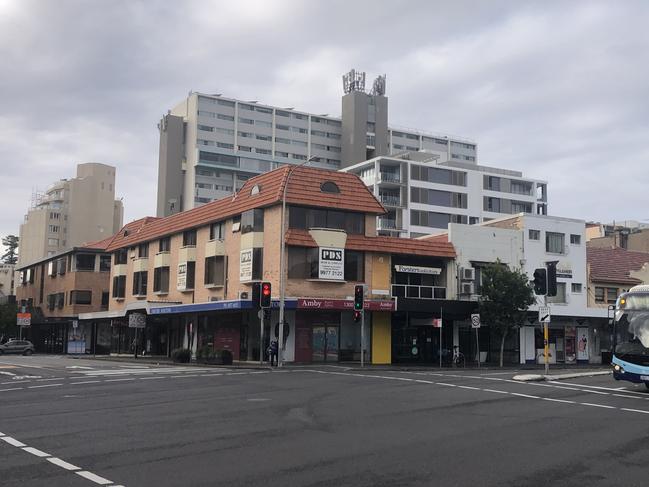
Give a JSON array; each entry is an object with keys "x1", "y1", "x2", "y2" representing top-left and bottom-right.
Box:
[
  {"x1": 1, "y1": 235, "x2": 19, "y2": 265},
  {"x1": 0, "y1": 302, "x2": 18, "y2": 341},
  {"x1": 479, "y1": 260, "x2": 536, "y2": 367}
]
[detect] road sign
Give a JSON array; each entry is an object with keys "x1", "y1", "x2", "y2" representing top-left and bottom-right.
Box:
[
  {"x1": 16, "y1": 313, "x2": 31, "y2": 327},
  {"x1": 539, "y1": 306, "x2": 551, "y2": 323},
  {"x1": 128, "y1": 313, "x2": 146, "y2": 329},
  {"x1": 471, "y1": 314, "x2": 481, "y2": 329}
]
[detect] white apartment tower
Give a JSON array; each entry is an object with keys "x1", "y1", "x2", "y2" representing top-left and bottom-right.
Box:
[
  {"x1": 156, "y1": 69, "x2": 480, "y2": 216},
  {"x1": 342, "y1": 151, "x2": 548, "y2": 238},
  {"x1": 18, "y1": 163, "x2": 124, "y2": 266}
]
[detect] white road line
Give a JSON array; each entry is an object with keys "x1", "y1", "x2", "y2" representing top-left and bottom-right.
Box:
[
  {"x1": 104, "y1": 378, "x2": 135, "y2": 382},
  {"x1": 22, "y1": 446, "x2": 51, "y2": 457},
  {"x1": 0, "y1": 388, "x2": 23, "y2": 392},
  {"x1": 1, "y1": 436, "x2": 26, "y2": 447},
  {"x1": 139, "y1": 376, "x2": 165, "y2": 380},
  {"x1": 482, "y1": 388, "x2": 510, "y2": 394},
  {"x1": 612, "y1": 393, "x2": 643, "y2": 399},
  {"x1": 581, "y1": 402, "x2": 616, "y2": 409},
  {"x1": 549, "y1": 381, "x2": 649, "y2": 395},
  {"x1": 542, "y1": 397, "x2": 576, "y2": 404},
  {"x1": 36, "y1": 378, "x2": 63, "y2": 382},
  {"x1": 75, "y1": 470, "x2": 113, "y2": 485},
  {"x1": 47, "y1": 457, "x2": 81, "y2": 471},
  {"x1": 436, "y1": 382, "x2": 457, "y2": 387},
  {"x1": 202, "y1": 373, "x2": 223, "y2": 377},
  {"x1": 510, "y1": 393, "x2": 541, "y2": 399},
  {"x1": 457, "y1": 385, "x2": 481, "y2": 391},
  {"x1": 621, "y1": 408, "x2": 649, "y2": 414},
  {"x1": 2, "y1": 380, "x2": 30, "y2": 384},
  {"x1": 70, "y1": 381, "x2": 101, "y2": 385},
  {"x1": 28, "y1": 384, "x2": 63, "y2": 389}
]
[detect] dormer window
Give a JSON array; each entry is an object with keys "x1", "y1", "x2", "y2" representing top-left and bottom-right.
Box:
[
  {"x1": 250, "y1": 184, "x2": 262, "y2": 195},
  {"x1": 320, "y1": 181, "x2": 340, "y2": 194}
]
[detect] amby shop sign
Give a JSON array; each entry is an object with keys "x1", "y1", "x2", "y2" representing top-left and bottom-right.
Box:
[{"x1": 319, "y1": 247, "x2": 344, "y2": 280}]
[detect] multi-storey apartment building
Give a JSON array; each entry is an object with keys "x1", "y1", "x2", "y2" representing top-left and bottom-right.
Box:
[
  {"x1": 18, "y1": 163, "x2": 124, "y2": 266},
  {"x1": 342, "y1": 151, "x2": 548, "y2": 237},
  {"x1": 15, "y1": 238, "x2": 113, "y2": 353},
  {"x1": 156, "y1": 69, "x2": 478, "y2": 217},
  {"x1": 0, "y1": 263, "x2": 15, "y2": 302},
  {"x1": 82, "y1": 166, "x2": 465, "y2": 364}
]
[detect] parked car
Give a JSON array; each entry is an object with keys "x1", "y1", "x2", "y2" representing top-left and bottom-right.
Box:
[{"x1": 0, "y1": 340, "x2": 35, "y2": 355}]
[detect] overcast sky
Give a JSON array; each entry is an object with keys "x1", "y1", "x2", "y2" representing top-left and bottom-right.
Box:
[{"x1": 1, "y1": 0, "x2": 648, "y2": 247}]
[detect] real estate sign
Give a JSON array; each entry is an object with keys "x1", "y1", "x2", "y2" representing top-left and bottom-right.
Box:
[
  {"x1": 318, "y1": 247, "x2": 344, "y2": 280},
  {"x1": 240, "y1": 249, "x2": 253, "y2": 282}
]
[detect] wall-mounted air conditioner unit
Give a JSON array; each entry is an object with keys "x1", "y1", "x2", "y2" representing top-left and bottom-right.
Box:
[
  {"x1": 238, "y1": 291, "x2": 249, "y2": 300},
  {"x1": 461, "y1": 267, "x2": 475, "y2": 281},
  {"x1": 461, "y1": 282, "x2": 475, "y2": 295},
  {"x1": 209, "y1": 296, "x2": 220, "y2": 302}
]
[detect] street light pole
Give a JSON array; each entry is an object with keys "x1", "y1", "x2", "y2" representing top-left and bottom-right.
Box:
[{"x1": 278, "y1": 156, "x2": 317, "y2": 367}]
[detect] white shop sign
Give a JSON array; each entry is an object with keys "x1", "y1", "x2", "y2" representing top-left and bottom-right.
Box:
[
  {"x1": 177, "y1": 262, "x2": 188, "y2": 291},
  {"x1": 240, "y1": 249, "x2": 253, "y2": 282},
  {"x1": 394, "y1": 265, "x2": 441, "y2": 275},
  {"x1": 319, "y1": 247, "x2": 344, "y2": 280}
]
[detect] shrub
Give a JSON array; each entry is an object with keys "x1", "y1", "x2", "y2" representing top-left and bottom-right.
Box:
[
  {"x1": 220, "y1": 349, "x2": 233, "y2": 365},
  {"x1": 171, "y1": 348, "x2": 191, "y2": 363}
]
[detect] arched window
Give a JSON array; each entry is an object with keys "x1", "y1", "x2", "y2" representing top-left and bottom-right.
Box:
[{"x1": 320, "y1": 181, "x2": 340, "y2": 194}]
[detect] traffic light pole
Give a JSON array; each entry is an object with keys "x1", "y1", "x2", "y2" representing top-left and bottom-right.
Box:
[
  {"x1": 259, "y1": 311, "x2": 264, "y2": 366},
  {"x1": 361, "y1": 310, "x2": 365, "y2": 368},
  {"x1": 544, "y1": 295, "x2": 549, "y2": 375}
]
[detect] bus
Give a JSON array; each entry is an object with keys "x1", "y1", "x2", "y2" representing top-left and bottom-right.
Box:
[{"x1": 612, "y1": 284, "x2": 649, "y2": 389}]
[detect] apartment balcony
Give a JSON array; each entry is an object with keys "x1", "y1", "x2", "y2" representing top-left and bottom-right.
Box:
[
  {"x1": 391, "y1": 284, "x2": 446, "y2": 300},
  {"x1": 379, "y1": 195, "x2": 405, "y2": 208},
  {"x1": 377, "y1": 217, "x2": 401, "y2": 231},
  {"x1": 378, "y1": 172, "x2": 403, "y2": 184}
]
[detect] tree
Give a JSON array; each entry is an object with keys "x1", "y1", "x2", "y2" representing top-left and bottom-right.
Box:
[
  {"x1": 0, "y1": 302, "x2": 17, "y2": 342},
  {"x1": 1, "y1": 235, "x2": 19, "y2": 265},
  {"x1": 479, "y1": 260, "x2": 536, "y2": 367}
]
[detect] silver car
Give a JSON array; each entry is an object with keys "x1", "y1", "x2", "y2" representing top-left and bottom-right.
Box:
[{"x1": 0, "y1": 340, "x2": 35, "y2": 355}]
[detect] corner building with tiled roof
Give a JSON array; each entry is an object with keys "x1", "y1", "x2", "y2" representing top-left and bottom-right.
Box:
[{"x1": 81, "y1": 166, "x2": 473, "y2": 364}]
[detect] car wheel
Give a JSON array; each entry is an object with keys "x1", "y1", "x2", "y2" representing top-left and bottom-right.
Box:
[{"x1": 23, "y1": 349, "x2": 33, "y2": 356}]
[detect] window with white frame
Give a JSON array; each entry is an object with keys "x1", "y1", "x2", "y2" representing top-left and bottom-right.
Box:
[{"x1": 545, "y1": 232, "x2": 565, "y2": 254}]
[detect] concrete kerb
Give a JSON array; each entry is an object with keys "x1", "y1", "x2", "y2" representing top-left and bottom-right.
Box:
[
  {"x1": 513, "y1": 370, "x2": 612, "y2": 382},
  {"x1": 79, "y1": 355, "x2": 273, "y2": 370}
]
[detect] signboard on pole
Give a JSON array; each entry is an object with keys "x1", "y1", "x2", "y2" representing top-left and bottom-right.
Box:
[
  {"x1": 539, "y1": 306, "x2": 551, "y2": 323},
  {"x1": 471, "y1": 314, "x2": 481, "y2": 329},
  {"x1": 318, "y1": 247, "x2": 344, "y2": 280},
  {"x1": 128, "y1": 313, "x2": 146, "y2": 329},
  {"x1": 16, "y1": 313, "x2": 31, "y2": 327}
]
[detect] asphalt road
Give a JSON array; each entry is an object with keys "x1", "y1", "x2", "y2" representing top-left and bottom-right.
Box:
[{"x1": 1, "y1": 356, "x2": 647, "y2": 487}]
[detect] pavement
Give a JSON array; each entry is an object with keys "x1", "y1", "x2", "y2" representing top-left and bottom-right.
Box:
[{"x1": 0, "y1": 355, "x2": 646, "y2": 487}]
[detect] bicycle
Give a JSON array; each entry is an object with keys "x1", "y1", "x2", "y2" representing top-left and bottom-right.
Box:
[{"x1": 452, "y1": 346, "x2": 466, "y2": 368}]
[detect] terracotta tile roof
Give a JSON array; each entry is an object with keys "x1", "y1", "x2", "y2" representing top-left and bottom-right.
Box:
[
  {"x1": 418, "y1": 233, "x2": 450, "y2": 243},
  {"x1": 106, "y1": 166, "x2": 385, "y2": 251},
  {"x1": 587, "y1": 247, "x2": 649, "y2": 284},
  {"x1": 80, "y1": 235, "x2": 118, "y2": 251},
  {"x1": 285, "y1": 229, "x2": 456, "y2": 258}
]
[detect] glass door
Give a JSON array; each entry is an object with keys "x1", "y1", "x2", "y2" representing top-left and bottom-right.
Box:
[
  {"x1": 326, "y1": 326, "x2": 339, "y2": 362},
  {"x1": 312, "y1": 326, "x2": 326, "y2": 362}
]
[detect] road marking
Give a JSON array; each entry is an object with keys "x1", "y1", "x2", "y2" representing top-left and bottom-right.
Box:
[
  {"x1": 0, "y1": 371, "x2": 16, "y2": 376},
  {"x1": 0, "y1": 387, "x2": 23, "y2": 392},
  {"x1": 104, "y1": 378, "x2": 135, "y2": 382},
  {"x1": 580, "y1": 402, "x2": 616, "y2": 409},
  {"x1": 70, "y1": 381, "x2": 101, "y2": 385},
  {"x1": 36, "y1": 377, "x2": 64, "y2": 382},
  {"x1": 2, "y1": 380, "x2": 30, "y2": 385},
  {"x1": 247, "y1": 398, "x2": 270, "y2": 402},
  {"x1": 510, "y1": 393, "x2": 541, "y2": 399},
  {"x1": 1, "y1": 436, "x2": 26, "y2": 447},
  {"x1": 542, "y1": 397, "x2": 576, "y2": 404},
  {"x1": 28, "y1": 383, "x2": 63, "y2": 389},
  {"x1": 482, "y1": 388, "x2": 510, "y2": 394},
  {"x1": 549, "y1": 381, "x2": 649, "y2": 395},
  {"x1": 139, "y1": 376, "x2": 165, "y2": 380},
  {"x1": 612, "y1": 393, "x2": 643, "y2": 399},
  {"x1": 75, "y1": 470, "x2": 113, "y2": 485},
  {"x1": 22, "y1": 446, "x2": 51, "y2": 457},
  {"x1": 621, "y1": 408, "x2": 649, "y2": 414},
  {"x1": 47, "y1": 457, "x2": 81, "y2": 471}
]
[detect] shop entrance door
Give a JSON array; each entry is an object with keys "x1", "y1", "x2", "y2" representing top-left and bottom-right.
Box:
[{"x1": 312, "y1": 325, "x2": 339, "y2": 362}]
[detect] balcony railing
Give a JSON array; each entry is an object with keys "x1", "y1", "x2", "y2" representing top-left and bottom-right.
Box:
[
  {"x1": 391, "y1": 284, "x2": 446, "y2": 300},
  {"x1": 378, "y1": 218, "x2": 399, "y2": 230},
  {"x1": 379, "y1": 195, "x2": 403, "y2": 207},
  {"x1": 379, "y1": 172, "x2": 401, "y2": 183}
]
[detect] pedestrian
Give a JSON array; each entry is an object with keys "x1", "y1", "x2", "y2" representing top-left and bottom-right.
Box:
[{"x1": 270, "y1": 339, "x2": 279, "y2": 366}]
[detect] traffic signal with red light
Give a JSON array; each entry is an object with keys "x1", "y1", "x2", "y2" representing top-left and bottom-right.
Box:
[
  {"x1": 354, "y1": 284, "x2": 365, "y2": 311},
  {"x1": 260, "y1": 282, "x2": 272, "y2": 308},
  {"x1": 353, "y1": 310, "x2": 362, "y2": 323}
]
